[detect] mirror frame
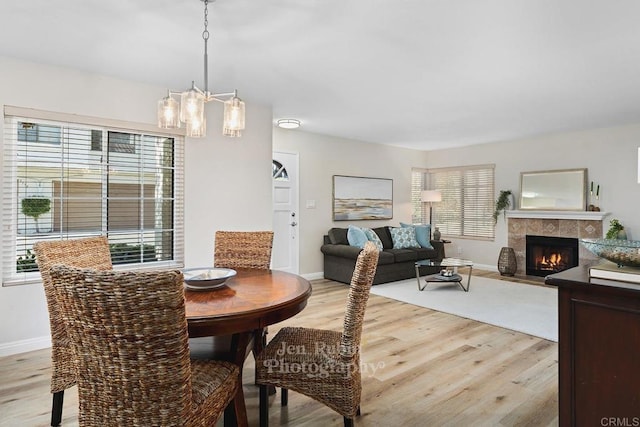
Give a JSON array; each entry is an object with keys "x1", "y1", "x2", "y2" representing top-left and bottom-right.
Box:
[{"x1": 519, "y1": 168, "x2": 587, "y2": 211}]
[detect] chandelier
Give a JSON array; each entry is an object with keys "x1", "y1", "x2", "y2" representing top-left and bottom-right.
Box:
[{"x1": 157, "y1": 0, "x2": 245, "y2": 138}]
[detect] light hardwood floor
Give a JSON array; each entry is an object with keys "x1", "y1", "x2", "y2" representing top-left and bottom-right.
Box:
[{"x1": 0, "y1": 275, "x2": 558, "y2": 426}]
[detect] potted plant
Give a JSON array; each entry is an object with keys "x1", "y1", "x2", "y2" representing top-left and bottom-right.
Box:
[
  {"x1": 606, "y1": 219, "x2": 627, "y2": 240},
  {"x1": 21, "y1": 197, "x2": 51, "y2": 233},
  {"x1": 493, "y1": 190, "x2": 513, "y2": 225}
]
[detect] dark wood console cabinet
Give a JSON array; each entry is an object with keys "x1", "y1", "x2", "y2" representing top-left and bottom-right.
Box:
[{"x1": 545, "y1": 266, "x2": 640, "y2": 426}]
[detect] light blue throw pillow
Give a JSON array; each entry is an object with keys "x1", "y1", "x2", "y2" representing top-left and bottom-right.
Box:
[
  {"x1": 400, "y1": 222, "x2": 433, "y2": 249},
  {"x1": 390, "y1": 226, "x2": 420, "y2": 249},
  {"x1": 347, "y1": 225, "x2": 369, "y2": 249},
  {"x1": 362, "y1": 227, "x2": 384, "y2": 251}
]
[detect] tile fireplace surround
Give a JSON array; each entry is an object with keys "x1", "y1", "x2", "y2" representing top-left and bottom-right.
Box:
[{"x1": 506, "y1": 210, "x2": 607, "y2": 277}]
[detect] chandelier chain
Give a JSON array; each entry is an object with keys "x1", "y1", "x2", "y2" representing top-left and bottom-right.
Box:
[
  {"x1": 202, "y1": 0, "x2": 210, "y2": 41},
  {"x1": 202, "y1": 0, "x2": 210, "y2": 93}
]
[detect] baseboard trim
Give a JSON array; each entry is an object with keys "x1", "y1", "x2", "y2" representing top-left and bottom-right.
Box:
[
  {"x1": 300, "y1": 271, "x2": 324, "y2": 281},
  {"x1": 0, "y1": 336, "x2": 51, "y2": 357},
  {"x1": 474, "y1": 263, "x2": 498, "y2": 272}
]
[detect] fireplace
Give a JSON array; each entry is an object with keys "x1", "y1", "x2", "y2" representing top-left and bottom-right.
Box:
[
  {"x1": 507, "y1": 212, "x2": 604, "y2": 276},
  {"x1": 526, "y1": 235, "x2": 579, "y2": 277}
]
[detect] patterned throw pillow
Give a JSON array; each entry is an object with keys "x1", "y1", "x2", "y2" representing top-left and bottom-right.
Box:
[
  {"x1": 362, "y1": 227, "x2": 384, "y2": 251},
  {"x1": 400, "y1": 222, "x2": 433, "y2": 249},
  {"x1": 390, "y1": 226, "x2": 419, "y2": 249},
  {"x1": 347, "y1": 225, "x2": 369, "y2": 248}
]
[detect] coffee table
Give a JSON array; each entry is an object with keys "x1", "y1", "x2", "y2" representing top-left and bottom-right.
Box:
[{"x1": 415, "y1": 258, "x2": 474, "y2": 292}]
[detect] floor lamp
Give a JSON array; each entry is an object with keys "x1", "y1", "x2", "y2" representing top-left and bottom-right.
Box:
[{"x1": 421, "y1": 190, "x2": 442, "y2": 238}]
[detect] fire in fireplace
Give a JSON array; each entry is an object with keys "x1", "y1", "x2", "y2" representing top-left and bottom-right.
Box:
[{"x1": 526, "y1": 235, "x2": 579, "y2": 277}]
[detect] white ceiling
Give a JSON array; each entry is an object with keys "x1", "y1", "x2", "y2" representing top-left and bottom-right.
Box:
[{"x1": 2, "y1": 0, "x2": 640, "y2": 150}]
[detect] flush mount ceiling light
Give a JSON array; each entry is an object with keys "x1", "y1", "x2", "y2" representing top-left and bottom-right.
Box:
[
  {"x1": 276, "y1": 119, "x2": 301, "y2": 129},
  {"x1": 157, "y1": 0, "x2": 245, "y2": 138}
]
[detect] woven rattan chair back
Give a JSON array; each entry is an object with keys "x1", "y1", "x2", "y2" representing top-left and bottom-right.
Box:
[
  {"x1": 49, "y1": 266, "x2": 239, "y2": 426},
  {"x1": 340, "y1": 241, "x2": 379, "y2": 362},
  {"x1": 214, "y1": 231, "x2": 274, "y2": 270},
  {"x1": 33, "y1": 236, "x2": 113, "y2": 426}
]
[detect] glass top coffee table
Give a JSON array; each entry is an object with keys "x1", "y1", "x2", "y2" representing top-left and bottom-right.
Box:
[{"x1": 415, "y1": 258, "x2": 474, "y2": 292}]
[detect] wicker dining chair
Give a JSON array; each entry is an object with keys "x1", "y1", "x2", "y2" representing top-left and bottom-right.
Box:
[
  {"x1": 256, "y1": 241, "x2": 379, "y2": 427},
  {"x1": 213, "y1": 230, "x2": 274, "y2": 270},
  {"x1": 33, "y1": 236, "x2": 113, "y2": 427},
  {"x1": 48, "y1": 266, "x2": 242, "y2": 427},
  {"x1": 213, "y1": 230, "x2": 275, "y2": 356}
]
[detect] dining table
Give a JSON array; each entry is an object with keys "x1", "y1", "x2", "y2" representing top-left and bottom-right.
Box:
[{"x1": 184, "y1": 268, "x2": 312, "y2": 427}]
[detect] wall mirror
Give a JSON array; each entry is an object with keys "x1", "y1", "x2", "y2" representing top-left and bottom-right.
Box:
[{"x1": 519, "y1": 168, "x2": 587, "y2": 211}]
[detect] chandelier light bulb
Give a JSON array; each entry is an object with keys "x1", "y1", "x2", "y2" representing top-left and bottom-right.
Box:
[
  {"x1": 186, "y1": 116, "x2": 206, "y2": 138},
  {"x1": 180, "y1": 88, "x2": 205, "y2": 124},
  {"x1": 157, "y1": 96, "x2": 180, "y2": 129},
  {"x1": 223, "y1": 96, "x2": 245, "y2": 137}
]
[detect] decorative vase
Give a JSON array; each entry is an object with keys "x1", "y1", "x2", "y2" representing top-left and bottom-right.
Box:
[
  {"x1": 433, "y1": 227, "x2": 441, "y2": 241},
  {"x1": 497, "y1": 247, "x2": 517, "y2": 276},
  {"x1": 617, "y1": 230, "x2": 628, "y2": 240}
]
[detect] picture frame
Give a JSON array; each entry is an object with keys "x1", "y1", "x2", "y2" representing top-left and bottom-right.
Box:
[{"x1": 332, "y1": 175, "x2": 393, "y2": 221}]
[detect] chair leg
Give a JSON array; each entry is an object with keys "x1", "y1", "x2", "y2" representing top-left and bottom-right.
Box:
[
  {"x1": 259, "y1": 385, "x2": 269, "y2": 427},
  {"x1": 343, "y1": 406, "x2": 360, "y2": 427},
  {"x1": 223, "y1": 404, "x2": 234, "y2": 426},
  {"x1": 281, "y1": 388, "x2": 288, "y2": 406},
  {"x1": 51, "y1": 390, "x2": 64, "y2": 427},
  {"x1": 253, "y1": 329, "x2": 276, "y2": 395}
]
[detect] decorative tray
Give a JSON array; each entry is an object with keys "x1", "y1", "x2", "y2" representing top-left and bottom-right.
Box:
[{"x1": 182, "y1": 267, "x2": 236, "y2": 291}]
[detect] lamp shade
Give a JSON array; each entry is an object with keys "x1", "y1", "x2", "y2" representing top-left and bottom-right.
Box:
[
  {"x1": 223, "y1": 95, "x2": 245, "y2": 137},
  {"x1": 157, "y1": 96, "x2": 180, "y2": 129},
  {"x1": 180, "y1": 88, "x2": 205, "y2": 124},
  {"x1": 186, "y1": 116, "x2": 206, "y2": 138},
  {"x1": 421, "y1": 190, "x2": 442, "y2": 203}
]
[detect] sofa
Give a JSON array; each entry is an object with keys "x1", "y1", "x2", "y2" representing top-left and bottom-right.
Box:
[{"x1": 321, "y1": 226, "x2": 445, "y2": 285}]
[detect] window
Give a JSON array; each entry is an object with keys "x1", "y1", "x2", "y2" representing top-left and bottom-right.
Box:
[
  {"x1": 17, "y1": 122, "x2": 61, "y2": 145},
  {"x1": 411, "y1": 164, "x2": 495, "y2": 240},
  {"x1": 272, "y1": 160, "x2": 289, "y2": 180},
  {"x1": 3, "y1": 108, "x2": 184, "y2": 286},
  {"x1": 91, "y1": 130, "x2": 137, "y2": 154}
]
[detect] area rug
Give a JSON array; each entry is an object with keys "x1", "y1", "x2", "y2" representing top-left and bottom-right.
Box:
[{"x1": 369, "y1": 275, "x2": 558, "y2": 341}]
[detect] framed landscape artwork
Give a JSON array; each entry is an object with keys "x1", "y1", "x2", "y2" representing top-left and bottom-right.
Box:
[{"x1": 332, "y1": 175, "x2": 393, "y2": 221}]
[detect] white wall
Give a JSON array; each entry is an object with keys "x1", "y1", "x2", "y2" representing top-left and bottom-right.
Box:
[
  {"x1": 184, "y1": 101, "x2": 273, "y2": 268},
  {"x1": 0, "y1": 56, "x2": 273, "y2": 355},
  {"x1": 273, "y1": 127, "x2": 429, "y2": 275}
]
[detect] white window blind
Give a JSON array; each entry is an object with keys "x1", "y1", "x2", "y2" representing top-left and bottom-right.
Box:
[
  {"x1": 2, "y1": 108, "x2": 185, "y2": 286},
  {"x1": 411, "y1": 165, "x2": 495, "y2": 240},
  {"x1": 411, "y1": 168, "x2": 427, "y2": 224}
]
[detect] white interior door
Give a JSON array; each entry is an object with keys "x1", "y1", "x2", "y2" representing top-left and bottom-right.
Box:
[{"x1": 272, "y1": 151, "x2": 299, "y2": 273}]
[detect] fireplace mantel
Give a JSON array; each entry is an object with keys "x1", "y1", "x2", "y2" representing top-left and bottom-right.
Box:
[{"x1": 506, "y1": 210, "x2": 610, "y2": 221}]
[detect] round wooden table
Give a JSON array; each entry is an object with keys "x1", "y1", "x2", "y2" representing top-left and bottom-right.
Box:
[
  {"x1": 184, "y1": 268, "x2": 312, "y2": 426},
  {"x1": 185, "y1": 268, "x2": 312, "y2": 336}
]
